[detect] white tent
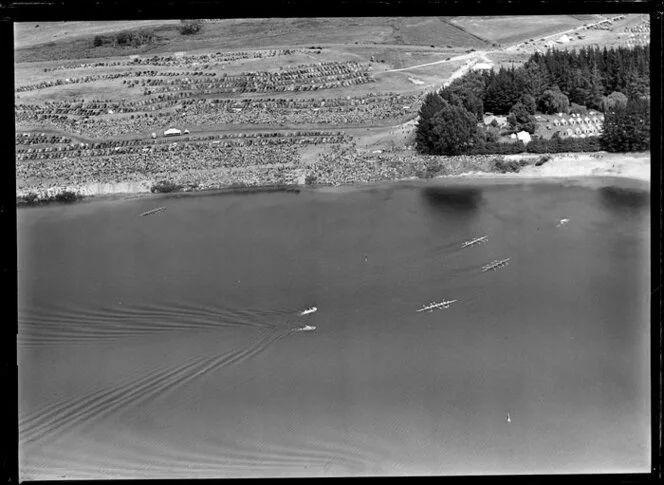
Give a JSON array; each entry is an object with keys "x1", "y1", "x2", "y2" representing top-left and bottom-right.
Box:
[
  {"x1": 516, "y1": 131, "x2": 532, "y2": 144},
  {"x1": 472, "y1": 62, "x2": 493, "y2": 71},
  {"x1": 556, "y1": 34, "x2": 571, "y2": 44}
]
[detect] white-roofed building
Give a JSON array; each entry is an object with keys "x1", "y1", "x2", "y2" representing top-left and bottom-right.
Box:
[
  {"x1": 516, "y1": 131, "x2": 532, "y2": 144},
  {"x1": 472, "y1": 62, "x2": 493, "y2": 71},
  {"x1": 164, "y1": 128, "x2": 182, "y2": 137}
]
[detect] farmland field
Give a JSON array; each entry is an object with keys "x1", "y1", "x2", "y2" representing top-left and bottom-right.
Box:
[{"x1": 449, "y1": 15, "x2": 588, "y2": 45}]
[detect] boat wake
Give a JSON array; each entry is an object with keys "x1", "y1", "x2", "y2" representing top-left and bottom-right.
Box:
[{"x1": 20, "y1": 328, "x2": 291, "y2": 447}]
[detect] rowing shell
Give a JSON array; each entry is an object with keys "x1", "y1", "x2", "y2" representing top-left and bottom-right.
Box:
[{"x1": 140, "y1": 207, "x2": 167, "y2": 217}]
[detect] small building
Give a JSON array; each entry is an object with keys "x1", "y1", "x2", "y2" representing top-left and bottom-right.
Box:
[
  {"x1": 556, "y1": 34, "x2": 571, "y2": 44},
  {"x1": 553, "y1": 120, "x2": 560, "y2": 126},
  {"x1": 484, "y1": 114, "x2": 507, "y2": 127},
  {"x1": 575, "y1": 127, "x2": 582, "y2": 134},
  {"x1": 164, "y1": 128, "x2": 182, "y2": 137},
  {"x1": 560, "y1": 119, "x2": 568, "y2": 125},
  {"x1": 516, "y1": 131, "x2": 532, "y2": 144},
  {"x1": 151, "y1": 132, "x2": 157, "y2": 139},
  {"x1": 183, "y1": 129, "x2": 190, "y2": 134},
  {"x1": 568, "y1": 118, "x2": 576, "y2": 125},
  {"x1": 472, "y1": 62, "x2": 493, "y2": 71}
]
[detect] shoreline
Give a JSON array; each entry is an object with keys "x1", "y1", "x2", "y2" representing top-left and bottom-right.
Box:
[{"x1": 16, "y1": 151, "x2": 650, "y2": 207}]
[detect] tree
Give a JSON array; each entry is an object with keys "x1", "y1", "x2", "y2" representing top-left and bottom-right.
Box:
[
  {"x1": 599, "y1": 91, "x2": 628, "y2": 112},
  {"x1": 417, "y1": 100, "x2": 479, "y2": 155},
  {"x1": 600, "y1": 97, "x2": 650, "y2": 152},
  {"x1": 483, "y1": 67, "x2": 524, "y2": 114},
  {"x1": 507, "y1": 101, "x2": 536, "y2": 134},
  {"x1": 520, "y1": 94, "x2": 536, "y2": 115},
  {"x1": 537, "y1": 87, "x2": 569, "y2": 114},
  {"x1": 625, "y1": 71, "x2": 649, "y2": 99},
  {"x1": 415, "y1": 92, "x2": 447, "y2": 154},
  {"x1": 521, "y1": 61, "x2": 550, "y2": 100},
  {"x1": 439, "y1": 86, "x2": 484, "y2": 121},
  {"x1": 180, "y1": 19, "x2": 202, "y2": 35}
]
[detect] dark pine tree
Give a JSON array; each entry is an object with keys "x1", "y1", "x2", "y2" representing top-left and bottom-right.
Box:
[{"x1": 600, "y1": 97, "x2": 650, "y2": 152}]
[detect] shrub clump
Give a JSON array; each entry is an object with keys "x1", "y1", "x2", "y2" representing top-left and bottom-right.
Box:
[
  {"x1": 54, "y1": 190, "x2": 82, "y2": 203},
  {"x1": 150, "y1": 181, "x2": 182, "y2": 193},
  {"x1": 492, "y1": 157, "x2": 527, "y2": 173},
  {"x1": 536, "y1": 154, "x2": 552, "y2": 166},
  {"x1": 179, "y1": 20, "x2": 202, "y2": 35}
]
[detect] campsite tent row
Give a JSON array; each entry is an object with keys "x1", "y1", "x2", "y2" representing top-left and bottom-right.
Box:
[
  {"x1": 552, "y1": 116, "x2": 603, "y2": 126},
  {"x1": 560, "y1": 128, "x2": 600, "y2": 138}
]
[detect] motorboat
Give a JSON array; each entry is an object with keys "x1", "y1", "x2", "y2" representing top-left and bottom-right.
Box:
[
  {"x1": 299, "y1": 306, "x2": 318, "y2": 316},
  {"x1": 296, "y1": 325, "x2": 317, "y2": 332},
  {"x1": 557, "y1": 218, "x2": 570, "y2": 227}
]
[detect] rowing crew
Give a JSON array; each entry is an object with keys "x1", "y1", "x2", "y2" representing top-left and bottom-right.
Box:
[
  {"x1": 462, "y1": 235, "x2": 488, "y2": 248},
  {"x1": 416, "y1": 299, "x2": 458, "y2": 313},
  {"x1": 139, "y1": 207, "x2": 166, "y2": 217},
  {"x1": 482, "y1": 258, "x2": 511, "y2": 272}
]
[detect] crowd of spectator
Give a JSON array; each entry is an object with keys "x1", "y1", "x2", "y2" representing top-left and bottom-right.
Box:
[
  {"x1": 16, "y1": 92, "x2": 420, "y2": 138},
  {"x1": 15, "y1": 133, "x2": 72, "y2": 146},
  {"x1": 305, "y1": 144, "x2": 498, "y2": 185},
  {"x1": 17, "y1": 143, "x2": 304, "y2": 195},
  {"x1": 41, "y1": 49, "x2": 316, "y2": 73},
  {"x1": 17, "y1": 69, "x2": 218, "y2": 93},
  {"x1": 16, "y1": 130, "x2": 352, "y2": 161},
  {"x1": 140, "y1": 61, "x2": 373, "y2": 96}
]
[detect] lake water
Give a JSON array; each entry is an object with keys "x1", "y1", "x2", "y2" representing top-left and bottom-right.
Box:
[{"x1": 18, "y1": 178, "x2": 651, "y2": 479}]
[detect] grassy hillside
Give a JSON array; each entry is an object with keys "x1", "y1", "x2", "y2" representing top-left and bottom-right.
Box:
[{"x1": 15, "y1": 18, "x2": 489, "y2": 63}]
